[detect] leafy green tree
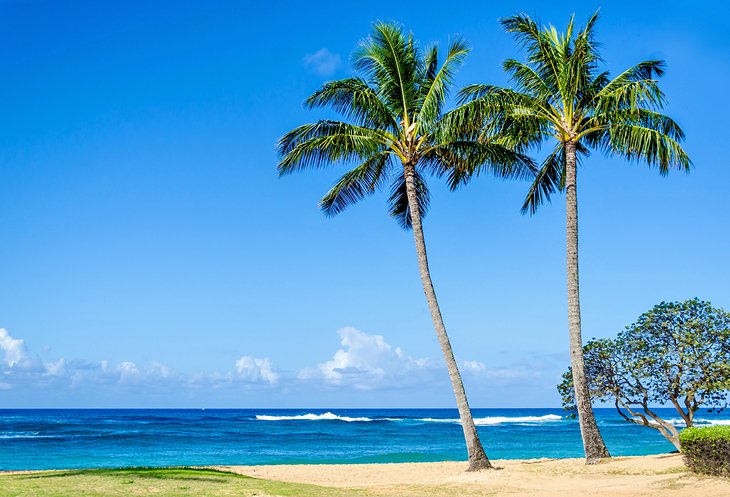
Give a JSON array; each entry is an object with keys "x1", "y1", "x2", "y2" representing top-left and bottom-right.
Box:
[
  {"x1": 455, "y1": 12, "x2": 691, "y2": 462},
  {"x1": 276, "y1": 22, "x2": 533, "y2": 470},
  {"x1": 559, "y1": 299, "x2": 730, "y2": 450}
]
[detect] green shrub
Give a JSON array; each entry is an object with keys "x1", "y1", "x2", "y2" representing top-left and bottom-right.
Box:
[{"x1": 679, "y1": 426, "x2": 730, "y2": 477}]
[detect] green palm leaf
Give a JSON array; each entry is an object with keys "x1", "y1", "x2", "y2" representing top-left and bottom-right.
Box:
[
  {"x1": 319, "y1": 153, "x2": 392, "y2": 216},
  {"x1": 388, "y1": 168, "x2": 430, "y2": 229},
  {"x1": 276, "y1": 121, "x2": 387, "y2": 175},
  {"x1": 305, "y1": 78, "x2": 399, "y2": 131},
  {"x1": 419, "y1": 38, "x2": 470, "y2": 127},
  {"x1": 604, "y1": 123, "x2": 690, "y2": 173}
]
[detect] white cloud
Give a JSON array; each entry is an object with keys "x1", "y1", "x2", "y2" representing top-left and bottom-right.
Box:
[
  {"x1": 298, "y1": 327, "x2": 436, "y2": 390},
  {"x1": 235, "y1": 356, "x2": 279, "y2": 385},
  {"x1": 117, "y1": 361, "x2": 140, "y2": 381},
  {"x1": 460, "y1": 356, "x2": 557, "y2": 385},
  {"x1": 0, "y1": 329, "x2": 179, "y2": 392},
  {"x1": 106, "y1": 361, "x2": 171, "y2": 384},
  {"x1": 462, "y1": 360, "x2": 486, "y2": 374},
  {"x1": 0, "y1": 329, "x2": 282, "y2": 397},
  {"x1": 485, "y1": 367, "x2": 540, "y2": 380},
  {"x1": 44, "y1": 358, "x2": 66, "y2": 377},
  {"x1": 303, "y1": 48, "x2": 342, "y2": 76},
  {"x1": 0, "y1": 326, "x2": 564, "y2": 406},
  {"x1": 0, "y1": 328, "x2": 26, "y2": 367},
  {"x1": 149, "y1": 362, "x2": 171, "y2": 379}
]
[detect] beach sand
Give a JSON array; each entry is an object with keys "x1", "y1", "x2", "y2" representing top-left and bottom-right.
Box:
[{"x1": 212, "y1": 454, "x2": 730, "y2": 497}]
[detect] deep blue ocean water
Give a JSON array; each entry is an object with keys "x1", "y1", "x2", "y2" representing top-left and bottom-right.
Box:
[{"x1": 1, "y1": 408, "x2": 728, "y2": 470}]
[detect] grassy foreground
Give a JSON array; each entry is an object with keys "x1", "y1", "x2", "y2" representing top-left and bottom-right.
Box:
[
  {"x1": 0, "y1": 468, "x2": 359, "y2": 497},
  {"x1": 3, "y1": 456, "x2": 730, "y2": 497}
]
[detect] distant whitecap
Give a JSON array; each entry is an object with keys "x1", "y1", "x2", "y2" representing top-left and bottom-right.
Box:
[
  {"x1": 417, "y1": 414, "x2": 563, "y2": 425},
  {"x1": 255, "y1": 412, "x2": 374, "y2": 422}
]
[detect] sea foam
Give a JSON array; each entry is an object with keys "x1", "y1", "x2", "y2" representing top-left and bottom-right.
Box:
[
  {"x1": 0, "y1": 432, "x2": 55, "y2": 439},
  {"x1": 663, "y1": 418, "x2": 730, "y2": 426},
  {"x1": 418, "y1": 414, "x2": 563, "y2": 425},
  {"x1": 255, "y1": 412, "x2": 375, "y2": 422}
]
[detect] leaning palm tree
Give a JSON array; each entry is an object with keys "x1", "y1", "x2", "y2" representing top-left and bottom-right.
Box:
[
  {"x1": 455, "y1": 12, "x2": 691, "y2": 463},
  {"x1": 276, "y1": 22, "x2": 533, "y2": 471}
]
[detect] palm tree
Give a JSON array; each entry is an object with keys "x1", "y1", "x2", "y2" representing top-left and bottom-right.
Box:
[
  {"x1": 276, "y1": 22, "x2": 533, "y2": 471},
  {"x1": 455, "y1": 12, "x2": 691, "y2": 463}
]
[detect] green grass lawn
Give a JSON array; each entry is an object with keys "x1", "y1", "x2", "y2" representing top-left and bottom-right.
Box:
[{"x1": 0, "y1": 468, "x2": 362, "y2": 497}]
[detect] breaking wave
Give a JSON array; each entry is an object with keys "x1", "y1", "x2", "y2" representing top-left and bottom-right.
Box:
[
  {"x1": 418, "y1": 414, "x2": 563, "y2": 425},
  {"x1": 0, "y1": 432, "x2": 57, "y2": 440},
  {"x1": 255, "y1": 412, "x2": 376, "y2": 422},
  {"x1": 664, "y1": 418, "x2": 730, "y2": 426}
]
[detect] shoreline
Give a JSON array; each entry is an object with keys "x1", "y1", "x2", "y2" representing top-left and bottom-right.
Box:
[
  {"x1": 0, "y1": 452, "x2": 670, "y2": 474},
  {"x1": 0, "y1": 453, "x2": 680, "y2": 475}
]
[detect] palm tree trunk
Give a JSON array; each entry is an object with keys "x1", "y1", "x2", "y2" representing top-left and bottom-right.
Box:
[
  {"x1": 565, "y1": 141, "x2": 611, "y2": 463},
  {"x1": 403, "y1": 163, "x2": 492, "y2": 471}
]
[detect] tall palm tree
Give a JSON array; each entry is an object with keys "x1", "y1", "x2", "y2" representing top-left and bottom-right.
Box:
[
  {"x1": 455, "y1": 12, "x2": 691, "y2": 463},
  {"x1": 276, "y1": 22, "x2": 533, "y2": 471}
]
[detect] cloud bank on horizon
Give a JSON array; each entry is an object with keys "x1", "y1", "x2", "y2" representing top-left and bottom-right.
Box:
[{"x1": 0, "y1": 326, "x2": 564, "y2": 407}]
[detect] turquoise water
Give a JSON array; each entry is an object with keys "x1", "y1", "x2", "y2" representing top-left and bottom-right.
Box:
[{"x1": 1, "y1": 408, "x2": 728, "y2": 470}]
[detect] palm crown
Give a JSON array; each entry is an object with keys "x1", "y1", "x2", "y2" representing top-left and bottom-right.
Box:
[
  {"x1": 457, "y1": 12, "x2": 691, "y2": 213},
  {"x1": 277, "y1": 22, "x2": 533, "y2": 228}
]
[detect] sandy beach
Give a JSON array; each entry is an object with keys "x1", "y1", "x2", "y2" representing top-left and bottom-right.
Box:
[{"x1": 212, "y1": 454, "x2": 730, "y2": 497}]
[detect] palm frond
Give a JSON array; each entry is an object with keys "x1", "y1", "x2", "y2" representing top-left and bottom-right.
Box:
[
  {"x1": 319, "y1": 153, "x2": 392, "y2": 216},
  {"x1": 501, "y1": 13, "x2": 564, "y2": 104},
  {"x1": 603, "y1": 123, "x2": 691, "y2": 174},
  {"x1": 388, "y1": 170, "x2": 430, "y2": 229},
  {"x1": 418, "y1": 37, "x2": 470, "y2": 127},
  {"x1": 353, "y1": 21, "x2": 421, "y2": 123},
  {"x1": 593, "y1": 60, "x2": 666, "y2": 111},
  {"x1": 452, "y1": 85, "x2": 554, "y2": 145},
  {"x1": 277, "y1": 121, "x2": 387, "y2": 175},
  {"x1": 594, "y1": 109, "x2": 685, "y2": 141},
  {"x1": 521, "y1": 144, "x2": 565, "y2": 214},
  {"x1": 566, "y1": 12, "x2": 601, "y2": 108},
  {"x1": 423, "y1": 140, "x2": 536, "y2": 189},
  {"x1": 305, "y1": 78, "x2": 399, "y2": 131},
  {"x1": 503, "y1": 59, "x2": 555, "y2": 101}
]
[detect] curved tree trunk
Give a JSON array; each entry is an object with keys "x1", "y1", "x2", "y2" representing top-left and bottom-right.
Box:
[
  {"x1": 565, "y1": 141, "x2": 611, "y2": 464},
  {"x1": 403, "y1": 163, "x2": 492, "y2": 471}
]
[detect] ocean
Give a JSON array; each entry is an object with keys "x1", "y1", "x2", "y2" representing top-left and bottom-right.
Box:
[{"x1": 1, "y1": 408, "x2": 728, "y2": 470}]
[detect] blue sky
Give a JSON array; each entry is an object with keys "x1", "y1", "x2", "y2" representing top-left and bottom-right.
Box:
[{"x1": 0, "y1": 0, "x2": 727, "y2": 408}]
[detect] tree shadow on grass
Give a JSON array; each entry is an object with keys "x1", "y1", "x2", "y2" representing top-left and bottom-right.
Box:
[{"x1": 15, "y1": 467, "x2": 252, "y2": 483}]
